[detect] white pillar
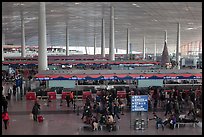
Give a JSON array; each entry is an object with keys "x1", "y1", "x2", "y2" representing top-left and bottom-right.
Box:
[
  {"x1": 101, "y1": 18, "x2": 105, "y2": 57},
  {"x1": 21, "y1": 11, "x2": 26, "y2": 57},
  {"x1": 109, "y1": 6, "x2": 115, "y2": 61},
  {"x1": 38, "y1": 2, "x2": 48, "y2": 72},
  {"x1": 85, "y1": 46, "x2": 88, "y2": 55},
  {"x1": 165, "y1": 30, "x2": 167, "y2": 43},
  {"x1": 2, "y1": 32, "x2": 5, "y2": 61},
  {"x1": 126, "y1": 28, "x2": 130, "y2": 55},
  {"x1": 94, "y1": 34, "x2": 96, "y2": 55},
  {"x1": 176, "y1": 23, "x2": 181, "y2": 69},
  {"x1": 143, "y1": 36, "x2": 145, "y2": 60},
  {"x1": 154, "y1": 42, "x2": 157, "y2": 61},
  {"x1": 66, "y1": 24, "x2": 69, "y2": 56}
]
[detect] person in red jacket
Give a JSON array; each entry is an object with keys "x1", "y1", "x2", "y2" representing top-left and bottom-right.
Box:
[
  {"x1": 70, "y1": 91, "x2": 74, "y2": 105},
  {"x1": 2, "y1": 111, "x2": 9, "y2": 130}
]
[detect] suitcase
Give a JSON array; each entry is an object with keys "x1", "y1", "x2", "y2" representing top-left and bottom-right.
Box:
[{"x1": 38, "y1": 115, "x2": 44, "y2": 122}]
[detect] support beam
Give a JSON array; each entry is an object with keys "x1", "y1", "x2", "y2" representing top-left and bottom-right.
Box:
[
  {"x1": 66, "y1": 24, "x2": 69, "y2": 56},
  {"x1": 143, "y1": 36, "x2": 145, "y2": 60},
  {"x1": 101, "y1": 18, "x2": 105, "y2": 57},
  {"x1": 38, "y1": 2, "x2": 48, "y2": 72},
  {"x1": 21, "y1": 11, "x2": 26, "y2": 57},
  {"x1": 176, "y1": 23, "x2": 180, "y2": 69},
  {"x1": 109, "y1": 6, "x2": 115, "y2": 61},
  {"x1": 2, "y1": 33, "x2": 5, "y2": 61}
]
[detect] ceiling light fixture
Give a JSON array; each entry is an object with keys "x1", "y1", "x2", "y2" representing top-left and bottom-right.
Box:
[
  {"x1": 186, "y1": 27, "x2": 194, "y2": 30},
  {"x1": 132, "y1": 3, "x2": 140, "y2": 7},
  {"x1": 75, "y1": 3, "x2": 80, "y2": 5}
]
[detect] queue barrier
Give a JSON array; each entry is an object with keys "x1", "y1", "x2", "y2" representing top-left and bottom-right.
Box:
[
  {"x1": 26, "y1": 92, "x2": 36, "y2": 100},
  {"x1": 117, "y1": 91, "x2": 126, "y2": 98},
  {"x1": 82, "y1": 91, "x2": 92, "y2": 99},
  {"x1": 47, "y1": 92, "x2": 56, "y2": 100},
  {"x1": 61, "y1": 92, "x2": 71, "y2": 100}
]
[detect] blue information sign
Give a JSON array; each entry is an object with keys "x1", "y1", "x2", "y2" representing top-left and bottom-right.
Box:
[{"x1": 131, "y1": 95, "x2": 148, "y2": 112}]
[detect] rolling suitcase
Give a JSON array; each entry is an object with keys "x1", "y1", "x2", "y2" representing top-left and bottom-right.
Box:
[{"x1": 38, "y1": 115, "x2": 44, "y2": 123}]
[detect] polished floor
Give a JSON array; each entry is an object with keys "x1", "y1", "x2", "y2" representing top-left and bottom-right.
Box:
[{"x1": 2, "y1": 89, "x2": 202, "y2": 135}]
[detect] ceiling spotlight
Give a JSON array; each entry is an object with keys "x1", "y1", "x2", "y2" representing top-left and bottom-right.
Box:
[
  {"x1": 75, "y1": 3, "x2": 80, "y2": 5},
  {"x1": 186, "y1": 27, "x2": 194, "y2": 30}
]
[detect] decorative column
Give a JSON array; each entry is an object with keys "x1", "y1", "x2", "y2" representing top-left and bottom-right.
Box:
[
  {"x1": 109, "y1": 6, "x2": 115, "y2": 61},
  {"x1": 101, "y1": 18, "x2": 105, "y2": 57},
  {"x1": 38, "y1": 2, "x2": 48, "y2": 72},
  {"x1": 21, "y1": 11, "x2": 26, "y2": 57},
  {"x1": 66, "y1": 24, "x2": 69, "y2": 56}
]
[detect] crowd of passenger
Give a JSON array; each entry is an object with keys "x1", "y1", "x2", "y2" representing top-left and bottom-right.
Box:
[
  {"x1": 147, "y1": 86, "x2": 202, "y2": 130},
  {"x1": 2, "y1": 79, "x2": 202, "y2": 131},
  {"x1": 80, "y1": 89, "x2": 124, "y2": 131},
  {"x1": 78, "y1": 85, "x2": 202, "y2": 131}
]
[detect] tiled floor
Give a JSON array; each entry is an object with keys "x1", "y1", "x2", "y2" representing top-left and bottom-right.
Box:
[{"x1": 2, "y1": 89, "x2": 202, "y2": 135}]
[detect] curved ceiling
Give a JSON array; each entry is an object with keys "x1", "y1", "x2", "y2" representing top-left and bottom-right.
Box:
[{"x1": 2, "y1": 2, "x2": 202, "y2": 53}]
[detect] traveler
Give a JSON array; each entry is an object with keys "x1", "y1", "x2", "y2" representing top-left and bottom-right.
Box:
[
  {"x1": 187, "y1": 100, "x2": 196, "y2": 119},
  {"x1": 13, "y1": 84, "x2": 16, "y2": 96},
  {"x1": 169, "y1": 114, "x2": 176, "y2": 129},
  {"x1": 164, "y1": 100, "x2": 172, "y2": 116},
  {"x1": 32, "y1": 101, "x2": 41, "y2": 122},
  {"x1": 2, "y1": 96, "x2": 8, "y2": 113},
  {"x1": 70, "y1": 91, "x2": 74, "y2": 105},
  {"x1": 149, "y1": 114, "x2": 164, "y2": 130},
  {"x1": 113, "y1": 103, "x2": 120, "y2": 120},
  {"x1": 106, "y1": 113, "x2": 115, "y2": 132},
  {"x1": 2, "y1": 110, "x2": 9, "y2": 130},
  {"x1": 65, "y1": 94, "x2": 70, "y2": 107}
]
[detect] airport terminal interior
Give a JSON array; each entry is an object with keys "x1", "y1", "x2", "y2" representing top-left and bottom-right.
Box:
[{"x1": 2, "y1": 2, "x2": 202, "y2": 135}]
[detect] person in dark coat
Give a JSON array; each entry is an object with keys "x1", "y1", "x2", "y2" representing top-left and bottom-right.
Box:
[
  {"x1": 65, "y1": 94, "x2": 70, "y2": 107},
  {"x1": 113, "y1": 103, "x2": 120, "y2": 120},
  {"x1": 164, "y1": 100, "x2": 172, "y2": 116},
  {"x1": 13, "y1": 84, "x2": 16, "y2": 96},
  {"x1": 32, "y1": 101, "x2": 40, "y2": 121},
  {"x1": 2, "y1": 96, "x2": 8, "y2": 113}
]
